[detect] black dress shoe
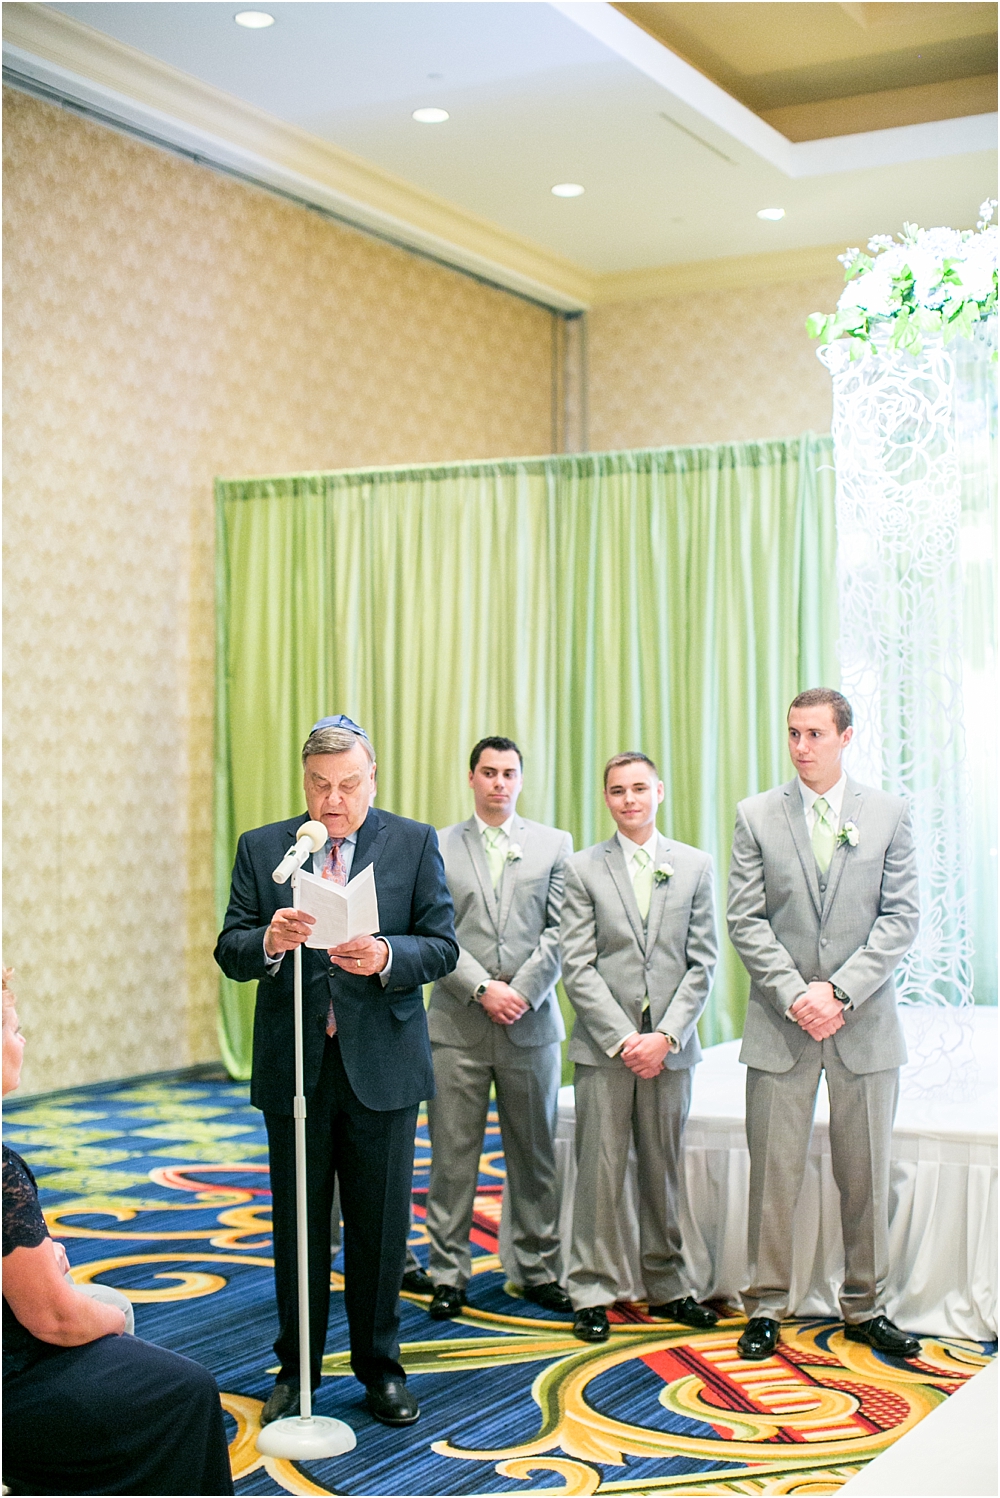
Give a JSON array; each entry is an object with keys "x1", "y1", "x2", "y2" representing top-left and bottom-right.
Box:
[
  {"x1": 737, "y1": 1317, "x2": 780, "y2": 1360},
  {"x1": 260, "y1": 1381, "x2": 300, "y2": 1426},
  {"x1": 429, "y1": 1284, "x2": 467, "y2": 1320},
  {"x1": 365, "y1": 1376, "x2": 419, "y2": 1426},
  {"x1": 648, "y1": 1295, "x2": 718, "y2": 1329},
  {"x1": 400, "y1": 1267, "x2": 434, "y2": 1296},
  {"x1": 844, "y1": 1316, "x2": 921, "y2": 1359},
  {"x1": 573, "y1": 1306, "x2": 610, "y2": 1343},
  {"x1": 523, "y1": 1282, "x2": 573, "y2": 1314}
]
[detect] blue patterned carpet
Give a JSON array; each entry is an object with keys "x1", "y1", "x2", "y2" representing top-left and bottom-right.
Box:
[{"x1": 5, "y1": 1074, "x2": 993, "y2": 1497}]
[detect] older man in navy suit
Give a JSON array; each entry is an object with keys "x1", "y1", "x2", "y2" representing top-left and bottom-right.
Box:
[{"x1": 215, "y1": 717, "x2": 458, "y2": 1428}]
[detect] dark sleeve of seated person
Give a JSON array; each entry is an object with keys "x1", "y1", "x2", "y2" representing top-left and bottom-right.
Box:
[{"x1": 2, "y1": 1145, "x2": 235, "y2": 1496}]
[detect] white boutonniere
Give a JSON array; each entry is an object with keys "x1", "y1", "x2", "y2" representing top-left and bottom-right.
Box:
[
  {"x1": 837, "y1": 822, "x2": 860, "y2": 848},
  {"x1": 653, "y1": 863, "x2": 674, "y2": 883},
  {"x1": 506, "y1": 844, "x2": 523, "y2": 863}
]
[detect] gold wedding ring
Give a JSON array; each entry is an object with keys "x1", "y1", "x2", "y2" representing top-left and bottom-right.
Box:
[{"x1": 357, "y1": 959, "x2": 361, "y2": 968}]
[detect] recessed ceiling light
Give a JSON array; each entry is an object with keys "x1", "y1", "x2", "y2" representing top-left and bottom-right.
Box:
[
  {"x1": 757, "y1": 207, "x2": 785, "y2": 221},
  {"x1": 234, "y1": 11, "x2": 274, "y2": 28},
  {"x1": 412, "y1": 108, "x2": 449, "y2": 124},
  {"x1": 552, "y1": 183, "x2": 585, "y2": 198}
]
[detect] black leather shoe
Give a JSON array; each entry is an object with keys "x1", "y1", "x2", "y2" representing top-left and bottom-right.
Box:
[
  {"x1": 648, "y1": 1296, "x2": 718, "y2": 1329},
  {"x1": 365, "y1": 1376, "x2": 419, "y2": 1426},
  {"x1": 844, "y1": 1316, "x2": 921, "y2": 1359},
  {"x1": 737, "y1": 1317, "x2": 780, "y2": 1360},
  {"x1": 523, "y1": 1282, "x2": 573, "y2": 1314},
  {"x1": 400, "y1": 1267, "x2": 434, "y2": 1296},
  {"x1": 260, "y1": 1380, "x2": 300, "y2": 1425},
  {"x1": 573, "y1": 1306, "x2": 610, "y2": 1343},
  {"x1": 429, "y1": 1284, "x2": 467, "y2": 1320}
]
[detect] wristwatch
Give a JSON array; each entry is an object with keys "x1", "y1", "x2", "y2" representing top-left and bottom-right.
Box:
[
  {"x1": 473, "y1": 981, "x2": 490, "y2": 1002},
  {"x1": 832, "y1": 984, "x2": 852, "y2": 1009}
]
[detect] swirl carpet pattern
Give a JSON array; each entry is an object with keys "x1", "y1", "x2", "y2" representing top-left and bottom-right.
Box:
[{"x1": 6, "y1": 1074, "x2": 993, "y2": 1497}]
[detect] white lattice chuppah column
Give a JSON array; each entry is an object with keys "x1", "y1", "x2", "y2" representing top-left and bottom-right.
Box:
[{"x1": 819, "y1": 332, "x2": 994, "y2": 1006}]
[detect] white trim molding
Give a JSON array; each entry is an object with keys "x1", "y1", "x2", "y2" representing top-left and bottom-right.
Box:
[{"x1": 591, "y1": 244, "x2": 846, "y2": 306}]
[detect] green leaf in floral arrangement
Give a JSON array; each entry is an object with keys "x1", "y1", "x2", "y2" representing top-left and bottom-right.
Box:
[
  {"x1": 847, "y1": 336, "x2": 871, "y2": 361},
  {"x1": 913, "y1": 308, "x2": 943, "y2": 335},
  {"x1": 951, "y1": 303, "x2": 978, "y2": 340},
  {"x1": 896, "y1": 320, "x2": 923, "y2": 354},
  {"x1": 805, "y1": 312, "x2": 829, "y2": 340}
]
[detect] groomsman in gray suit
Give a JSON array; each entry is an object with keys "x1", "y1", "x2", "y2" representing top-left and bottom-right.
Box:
[
  {"x1": 728, "y1": 688, "x2": 921, "y2": 1362},
  {"x1": 425, "y1": 737, "x2": 574, "y2": 1319},
  {"x1": 560, "y1": 752, "x2": 718, "y2": 1343}
]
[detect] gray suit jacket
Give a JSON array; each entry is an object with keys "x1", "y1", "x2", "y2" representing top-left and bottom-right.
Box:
[
  {"x1": 728, "y1": 777, "x2": 920, "y2": 1075},
  {"x1": 560, "y1": 834, "x2": 717, "y2": 1071},
  {"x1": 428, "y1": 815, "x2": 573, "y2": 1049}
]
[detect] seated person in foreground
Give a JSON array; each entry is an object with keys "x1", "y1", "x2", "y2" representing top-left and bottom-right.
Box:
[{"x1": 2, "y1": 972, "x2": 235, "y2": 1496}]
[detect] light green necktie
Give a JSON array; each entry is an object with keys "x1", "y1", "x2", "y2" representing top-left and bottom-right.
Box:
[
  {"x1": 812, "y1": 797, "x2": 836, "y2": 874},
  {"x1": 483, "y1": 825, "x2": 506, "y2": 888},
  {"x1": 631, "y1": 846, "x2": 653, "y2": 922}
]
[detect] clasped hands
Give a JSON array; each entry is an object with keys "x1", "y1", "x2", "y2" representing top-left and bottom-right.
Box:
[
  {"x1": 789, "y1": 980, "x2": 845, "y2": 1041},
  {"x1": 621, "y1": 1031, "x2": 670, "y2": 1079},
  {"x1": 479, "y1": 981, "x2": 529, "y2": 1025},
  {"x1": 264, "y1": 908, "x2": 388, "y2": 976}
]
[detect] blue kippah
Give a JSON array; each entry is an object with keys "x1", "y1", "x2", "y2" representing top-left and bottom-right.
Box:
[{"x1": 310, "y1": 713, "x2": 370, "y2": 741}]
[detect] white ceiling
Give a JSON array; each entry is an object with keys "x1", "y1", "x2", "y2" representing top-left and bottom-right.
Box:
[{"x1": 16, "y1": 2, "x2": 1000, "y2": 285}]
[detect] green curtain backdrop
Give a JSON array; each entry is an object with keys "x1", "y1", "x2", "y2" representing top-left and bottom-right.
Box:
[{"x1": 215, "y1": 435, "x2": 838, "y2": 1079}]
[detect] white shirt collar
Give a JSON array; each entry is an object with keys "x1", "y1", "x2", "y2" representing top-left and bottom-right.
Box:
[
  {"x1": 616, "y1": 826, "x2": 659, "y2": 863},
  {"x1": 799, "y1": 772, "x2": 848, "y2": 823},
  {"x1": 475, "y1": 812, "x2": 515, "y2": 840}
]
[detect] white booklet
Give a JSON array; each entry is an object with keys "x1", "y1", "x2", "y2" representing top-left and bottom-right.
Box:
[{"x1": 297, "y1": 864, "x2": 380, "y2": 948}]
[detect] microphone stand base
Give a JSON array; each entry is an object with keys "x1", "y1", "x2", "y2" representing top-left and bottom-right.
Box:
[{"x1": 255, "y1": 1414, "x2": 357, "y2": 1459}]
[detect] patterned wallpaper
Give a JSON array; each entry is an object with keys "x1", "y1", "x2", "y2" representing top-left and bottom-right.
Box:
[
  {"x1": 588, "y1": 275, "x2": 844, "y2": 450},
  {"x1": 4, "y1": 89, "x2": 842, "y2": 1092},
  {"x1": 2, "y1": 89, "x2": 553, "y2": 1093}
]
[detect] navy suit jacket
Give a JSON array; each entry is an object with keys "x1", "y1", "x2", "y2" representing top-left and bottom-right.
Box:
[{"x1": 215, "y1": 807, "x2": 459, "y2": 1115}]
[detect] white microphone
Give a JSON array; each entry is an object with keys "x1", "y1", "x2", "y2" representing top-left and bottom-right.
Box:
[{"x1": 271, "y1": 820, "x2": 328, "y2": 884}]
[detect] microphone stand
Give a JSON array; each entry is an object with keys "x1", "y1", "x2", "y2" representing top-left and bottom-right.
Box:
[{"x1": 256, "y1": 866, "x2": 357, "y2": 1459}]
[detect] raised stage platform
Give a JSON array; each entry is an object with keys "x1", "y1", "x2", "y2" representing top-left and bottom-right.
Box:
[{"x1": 501, "y1": 1006, "x2": 997, "y2": 1342}]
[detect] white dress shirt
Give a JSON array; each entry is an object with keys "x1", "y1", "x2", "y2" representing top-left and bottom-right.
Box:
[
  {"x1": 799, "y1": 772, "x2": 847, "y2": 835},
  {"x1": 616, "y1": 825, "x2": 659, "y2": 872},
  {"x1": 474, "y1": 812, "x2": 515, "y2": 847}
]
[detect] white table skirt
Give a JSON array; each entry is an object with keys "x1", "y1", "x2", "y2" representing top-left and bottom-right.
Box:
[{"x1": 499, "y1": 1007, "x2": 996, "y2": 1341}]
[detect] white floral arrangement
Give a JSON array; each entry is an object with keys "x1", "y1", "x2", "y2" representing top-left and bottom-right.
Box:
[
  {"x1": 837, "y1": 822, "x2": 860, "y2": 849},
  {"x1": 653, "y1": 862, "x2": 674, "y2": 883},
  {"x1": 506, "y1": 843, "x2": 523, "y2": 863},
  {"x1": 807, "y1": 201, "x2": 998, "y2": 359}
]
